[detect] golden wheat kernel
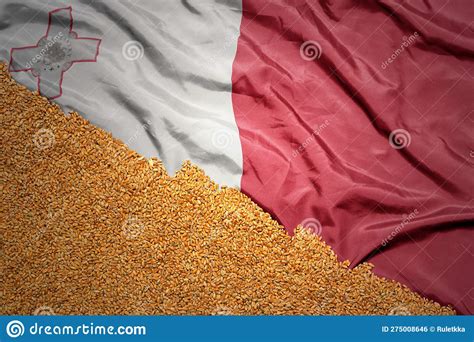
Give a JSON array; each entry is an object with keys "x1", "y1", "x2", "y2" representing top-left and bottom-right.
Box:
[{"x1": 0, "y1": 62, "x2": 455, "y2": 316}]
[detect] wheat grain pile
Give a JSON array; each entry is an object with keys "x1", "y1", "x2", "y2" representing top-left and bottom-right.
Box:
[{"x1": 0, "y1": 63, "x2": 454, "y2": 315}]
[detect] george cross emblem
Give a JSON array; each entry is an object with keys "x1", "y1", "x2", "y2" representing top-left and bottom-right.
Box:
[{"x1": 9, "y1": 6, "x2": 101, "y2": 99}]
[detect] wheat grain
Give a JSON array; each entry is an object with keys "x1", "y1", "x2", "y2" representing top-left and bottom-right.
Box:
[{"x1": 0, "y1": 63, "x2": 455, "y2": 315}]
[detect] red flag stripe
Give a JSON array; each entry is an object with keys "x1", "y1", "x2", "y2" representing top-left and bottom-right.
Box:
[{"x1": 232, "y1": 0, "x2": 474, "y2": 314}]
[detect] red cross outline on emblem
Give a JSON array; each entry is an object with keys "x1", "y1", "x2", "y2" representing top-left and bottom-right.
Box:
[{"x1": 9, "y1": 6, "x2": 101, "y2": 99}]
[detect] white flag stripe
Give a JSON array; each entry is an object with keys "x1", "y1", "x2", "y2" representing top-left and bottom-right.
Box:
[{"x1": 0, "y1": 0, "x2": 243, "y2": 187}]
